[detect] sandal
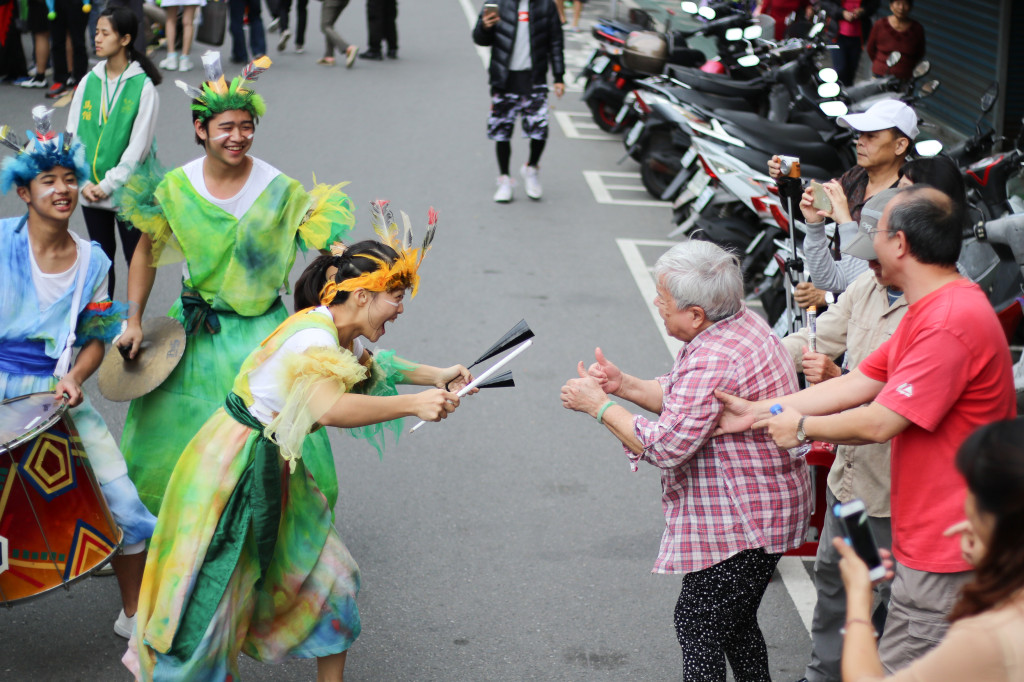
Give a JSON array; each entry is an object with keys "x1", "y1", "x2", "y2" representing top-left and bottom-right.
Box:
[{"x1": 317, "y1": 57, "x2": 335, "y2": 65}]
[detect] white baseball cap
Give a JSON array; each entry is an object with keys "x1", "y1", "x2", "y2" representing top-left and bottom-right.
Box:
[{"x1": 837, "y1": 100, "x2": 919, "y2": 140}]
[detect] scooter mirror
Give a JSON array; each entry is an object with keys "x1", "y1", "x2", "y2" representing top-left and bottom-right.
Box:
[
  {"x1": 981, "y1": 82, "x2": 999, "y2": 112},
  {"x1": 886, "y1": 51, "x2": 902, "y2": 67},
  {"x1": 920, "y1": 80, "x2": 940, "y2": 97},
  {"x1": 820, "y1": 100, "x2": 849, "y2": 117},
  {"x1": 912, "y1": 59, "x2": 930, "y2": 78},
  {"x1": 737, "y1": 54, "x2": 761, "y2": 67},
  {"x1": 808, "y1": 22, "x2": 824, "y2": 38},
  {"x1": 680, "y1": 1, "x2": 698, "y2": 13},
  {"x1": 817, "y1": 67, "x2": 838, "y2": 83},
  {"x1": 915, "y1": 140, "x2": 944, "y2": 157},
  {"x1": 698, "y1": 6, "x2": 716, "y2": 19},
  {"x1": 743, "y1": 24, "x2": 762, "y2": 39},
  {"x1": 725, "y1": 27, "x2": 743, "y2": 41},
  {"x1": 817, "y1": 82, "x2": 841, "y2": 99}
]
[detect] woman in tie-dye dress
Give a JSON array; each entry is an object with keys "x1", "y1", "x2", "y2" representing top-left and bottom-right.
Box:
[{"x1": 124, "y1": 232, "x2": 474, "y2": 681}]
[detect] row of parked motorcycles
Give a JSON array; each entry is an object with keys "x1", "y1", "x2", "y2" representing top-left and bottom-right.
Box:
[{"x1": 579, "y1": 1, "x2": 1024, "y2": 344}]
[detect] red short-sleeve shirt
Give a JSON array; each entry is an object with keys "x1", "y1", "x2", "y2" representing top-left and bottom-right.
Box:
[{"x1": 859, "y1": 279, "x2": 1016, "y2": 573}]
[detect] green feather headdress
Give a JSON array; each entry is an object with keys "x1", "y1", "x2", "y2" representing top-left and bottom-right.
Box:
[{"x1": 175, "y1": 51, "x2": 272, "y2": 122}]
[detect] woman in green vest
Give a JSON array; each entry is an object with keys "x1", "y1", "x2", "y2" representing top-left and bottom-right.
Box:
[{"x1": 66, "y1": 5, "x2": 162, "y2": 298}]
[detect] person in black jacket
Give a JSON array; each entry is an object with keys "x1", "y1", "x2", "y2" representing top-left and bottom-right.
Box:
[
  {"x1": 473, "y1": 0, "x2": 564, "y2": 202},
  {"x1": 820, "y1": 0, "x2": 880, "y2": 86}
]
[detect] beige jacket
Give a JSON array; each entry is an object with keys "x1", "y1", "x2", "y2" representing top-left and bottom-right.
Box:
[{"x1": 782, "y1": 270, "x2": 907, "y2": 517}]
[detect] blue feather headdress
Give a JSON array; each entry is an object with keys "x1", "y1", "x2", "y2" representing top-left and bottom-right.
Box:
[{"x1": 0, "y1": 106, "x2": 89, "y2": 194}]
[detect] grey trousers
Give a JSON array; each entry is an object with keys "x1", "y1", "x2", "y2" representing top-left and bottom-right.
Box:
[
  {"x1": 320, "y1": 0, "x2": 351, "y2": 58},
  {"x1": 804, "y1": 490, "x2": 893, "y2": 682},
  {"x1": 878, "y1": 562, "x2": 972, "y2": 673}
]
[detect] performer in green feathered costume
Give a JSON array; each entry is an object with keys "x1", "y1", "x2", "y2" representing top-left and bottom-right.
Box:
[{"x1": 116, "y1": 51, "x2": 356, "y2": 515}]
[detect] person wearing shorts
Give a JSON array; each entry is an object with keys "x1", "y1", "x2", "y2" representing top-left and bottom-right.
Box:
[
  {"x1": 473, "y1": 0, "x2": 564, "y2": 202},
  {"x1": 17, "y1": 0, "x2": 51, "y2": 88}
]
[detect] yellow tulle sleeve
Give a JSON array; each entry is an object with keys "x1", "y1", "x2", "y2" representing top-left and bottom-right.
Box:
[{"x1": 264, "y1": 346, "x2": 367, "y2": 471}]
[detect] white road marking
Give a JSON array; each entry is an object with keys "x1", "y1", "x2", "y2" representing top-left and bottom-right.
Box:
[
  {"x1": 584, "y1": 171, "x2": 672, "y2": 207},
  {"x1": 554, "y1": 111, "x2": 621, "y2": 141},
  {"x1": 617, "y1": 236, "x2": 817, "y2": 636},
  {"x1": 456, "y1": 0, "x2": 491, "y2": 69}
]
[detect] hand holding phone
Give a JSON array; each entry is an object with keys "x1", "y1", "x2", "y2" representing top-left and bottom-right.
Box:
[
  {"x1": 810, "y1": 180, "x2": 833, "y2": 213},
  {"x1": 834, "y1": 499, "x2": 886, "y2": 581},
  {"x1": 483, "y1": 3, "x2": 499, "y2": 22}
]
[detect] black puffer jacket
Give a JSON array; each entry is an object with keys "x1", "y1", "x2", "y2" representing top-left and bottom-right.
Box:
[{"x1": 472, "y1": 0, "x2": 565, "y2": 90}]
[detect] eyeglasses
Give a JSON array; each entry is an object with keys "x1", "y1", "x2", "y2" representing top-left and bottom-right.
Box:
[{"x1": 866, "y1": 227, "x2": 893, "y2": 238}]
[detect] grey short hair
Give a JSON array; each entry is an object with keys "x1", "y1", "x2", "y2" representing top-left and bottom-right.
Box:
[{"x1": 653, "y1": 240, "x2": 744, "y2": 321}]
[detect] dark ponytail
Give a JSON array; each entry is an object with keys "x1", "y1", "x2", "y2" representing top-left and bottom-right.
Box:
[
  {"x1": 100, "y1": 5, "x2": 163, "y2": 86},
  {"x1": 293, "y1": 241, "x2": 401, "y2": 312}
]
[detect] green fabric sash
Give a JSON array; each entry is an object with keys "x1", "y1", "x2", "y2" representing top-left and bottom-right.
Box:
[
  {"x1": 169, "y1": 392, "x2": 283, "y2": 659},
  {"x1": 180, "y1": 285, "x2": 222, "y2": 335}
]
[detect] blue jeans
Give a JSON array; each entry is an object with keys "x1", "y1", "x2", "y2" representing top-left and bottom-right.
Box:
[{"x1": 229, "y1": 0, "x2": 267, "y2": 61}]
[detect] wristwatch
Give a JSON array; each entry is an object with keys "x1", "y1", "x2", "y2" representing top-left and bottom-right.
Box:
[{"x1": 796, "y1": 416, "x2": 808, "y2": 444}]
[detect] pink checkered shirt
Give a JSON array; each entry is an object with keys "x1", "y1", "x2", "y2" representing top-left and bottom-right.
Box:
[{"x1": 628, "y1": 307, "x2": 810, "y2": 574}]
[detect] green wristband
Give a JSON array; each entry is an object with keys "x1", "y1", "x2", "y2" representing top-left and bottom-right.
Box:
[{"x1": 596, "y1": 400, "x2": 616, "y2": 424}]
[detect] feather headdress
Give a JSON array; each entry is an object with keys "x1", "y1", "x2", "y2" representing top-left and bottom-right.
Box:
[
  {"x1": 175, "y1": 51, "x2": 272, "y2": 122},
  {"x1": 320, "y1": 201, "x2": 438, "y2": 302},
  {"x1": 0, "y1": 106, "x2": 89, "y2": 194}
]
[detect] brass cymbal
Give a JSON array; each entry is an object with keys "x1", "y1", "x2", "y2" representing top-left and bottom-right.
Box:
[{"x1": 97, "y1": 317, "x2": 186, "y2": 402}]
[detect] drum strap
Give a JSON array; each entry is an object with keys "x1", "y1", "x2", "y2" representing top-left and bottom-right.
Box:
[
  {"x1": 169, "y1": 392, "x2": 283, "y2": 660},
  {"x1": 54, "y1": 242, "x2": 92, "y2": 379}
]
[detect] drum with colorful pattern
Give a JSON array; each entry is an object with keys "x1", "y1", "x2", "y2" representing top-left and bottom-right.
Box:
[{"x1": 0, "y1": 392, "x2": 122, "y2": 605}]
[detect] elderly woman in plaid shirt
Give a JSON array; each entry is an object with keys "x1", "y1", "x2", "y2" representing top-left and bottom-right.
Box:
[{"x1": 561, "y1": 240, "x2": 811, "y2": 681}]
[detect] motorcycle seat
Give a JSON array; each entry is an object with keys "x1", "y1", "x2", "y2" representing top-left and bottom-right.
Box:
[
  {"x1": 664, "y1": 65, "x2": 768, "y2": 99},
  {"x1": 718, "y1": 110, "x2": 824, "y2": 144},
  {"x1": 671, "y1": 88, "x2": 757, "y2": 113}
]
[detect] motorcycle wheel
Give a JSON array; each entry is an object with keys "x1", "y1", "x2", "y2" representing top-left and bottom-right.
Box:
[
  {"x1": 639, "y1": 134, "x2": 681, "y2": 199},
  {"x1": 588, "y1": 96, "x2": 624, "y2": 133}
]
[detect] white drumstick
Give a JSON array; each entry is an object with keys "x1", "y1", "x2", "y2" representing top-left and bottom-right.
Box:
[{"x1": 409, "y1": 339, "x2": 533, "y2": 433}]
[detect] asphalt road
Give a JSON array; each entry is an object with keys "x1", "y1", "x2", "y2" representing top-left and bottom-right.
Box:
[{"x1": 0, "y1": 1, "x2": 815, "y2": 679}]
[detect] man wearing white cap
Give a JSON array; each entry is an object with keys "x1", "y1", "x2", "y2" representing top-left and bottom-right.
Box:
[{"x1": 768, "y1": 99, "x2": 918, "y2": 309}]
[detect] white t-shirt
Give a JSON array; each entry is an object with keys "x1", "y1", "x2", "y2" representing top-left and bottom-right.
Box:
[
  {"x1": 183, "y1": 156, "x2": 280, "y2": 220},
  {"x1": 29, "y1": 231, "x2": 108, "y2": 309},
  {"x1": 246, "y1": 307, "x2": 364, "y2": 424},
  {"x1": 509, "y1": 0, "x2": 533, "y2": 72}
]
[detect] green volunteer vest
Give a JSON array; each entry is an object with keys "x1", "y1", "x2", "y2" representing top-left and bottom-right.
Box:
[{"x1": 77, "y1": 69, "x2": 147, "y2": 184}]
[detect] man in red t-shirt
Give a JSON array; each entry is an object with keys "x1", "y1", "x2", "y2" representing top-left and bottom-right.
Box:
[{"x1": 716, "y1": 186, "x2": 1017, "y2": 672}]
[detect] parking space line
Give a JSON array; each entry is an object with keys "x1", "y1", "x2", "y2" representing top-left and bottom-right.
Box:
[
  {"x1": 584, "y1": 171, "x2": 672, "y2": 207},
  {"x1": 554, "y1": 111, "x2": 620, "y2": 141}
]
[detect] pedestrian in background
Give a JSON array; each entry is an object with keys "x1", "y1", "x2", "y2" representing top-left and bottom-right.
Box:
[
  {"x1": 228, "y1": 0, "x2": 265, "y2": 63},
  {"x1": 17, "y1": 0, "x2": 51, "y2": 88},
  {"x1": 66, "y1": 5, "x2": 161, "y2": 298},
  {"x1": 866, "y1": 0, "x2": 924, "y2": 81},
  {"x1": 158, "y1": 0, "x2": 204, "y2": 70},
  {"x1": 46, "y1": 0, "x2": 90, "y2": 97},
  {"x1": 359, "y1": 0, "x2": 395, "y2": 60},
  {"x1": 561, "y1": 240, "x2": 809, "y2": 681},
  {"x1": 821, "y1": 0, "x2": 879, "y2": 86},
  {"x1": 472, "y1": 0, "x2": 564, "y2": 202},
  {"x1": 274, "y1": 0, "x2": 307, "y2": 53},
  {"x1": 317, "y1": 0, "x2": 358, "y2": 66}
]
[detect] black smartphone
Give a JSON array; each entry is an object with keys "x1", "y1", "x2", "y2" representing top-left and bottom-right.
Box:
[{"x1": 833, "y1": 499, "x2": 886, "y2": 580}]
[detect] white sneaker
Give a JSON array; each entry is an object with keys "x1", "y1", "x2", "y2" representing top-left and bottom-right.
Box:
[
  {"x1": 159, "y1": 52, "x2": 178, "y2": 71},
  {"x1": 114, "y1": 609, "x2": 136, "y2": 639},
  {"x1": 521, "y1": 165, "x2": 542, "y2": 200},
  {"x1": 493, "y1": 175, "x2": 513, "y2": 203},
  {"x1": 177, "y1": 54, "x2": 194, "y2": 72},
  {"x1": 277, "y1": 29, "x2": 291, "y2": 52}
]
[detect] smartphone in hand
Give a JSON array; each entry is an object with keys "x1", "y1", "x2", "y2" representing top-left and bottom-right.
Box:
[
  {"x1": 483, "y1": 3, "x2": 499, "y2": 19},
  {"x1": 834, "y1": 499, "x2": 886, "y2": 580},
  {"x1": 810, "y1": 180, "x2": 833, "y2": 213}
]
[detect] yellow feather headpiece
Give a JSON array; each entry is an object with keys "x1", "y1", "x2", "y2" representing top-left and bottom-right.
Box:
[{"x1": 318, "y1": 201, "x2": 438, "y2": 305}]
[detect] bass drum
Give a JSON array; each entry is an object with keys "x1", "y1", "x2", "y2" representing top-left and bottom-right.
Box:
[{"x1": 0, "y1": 393, "x2": 122, "y2": 605}]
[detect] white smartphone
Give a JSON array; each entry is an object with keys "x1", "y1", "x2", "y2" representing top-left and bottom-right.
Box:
[
  {"x1": 483, "y1": 3, "x2": 498, "y2": 18},
  {"x1": 834, "y1": 499, "x2": 886, "y2": 581}
]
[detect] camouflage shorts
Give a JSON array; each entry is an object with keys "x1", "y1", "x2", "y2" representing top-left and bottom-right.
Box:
[{"x1": 487, "y1": 86, "x2": 550, "y2": 142}]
